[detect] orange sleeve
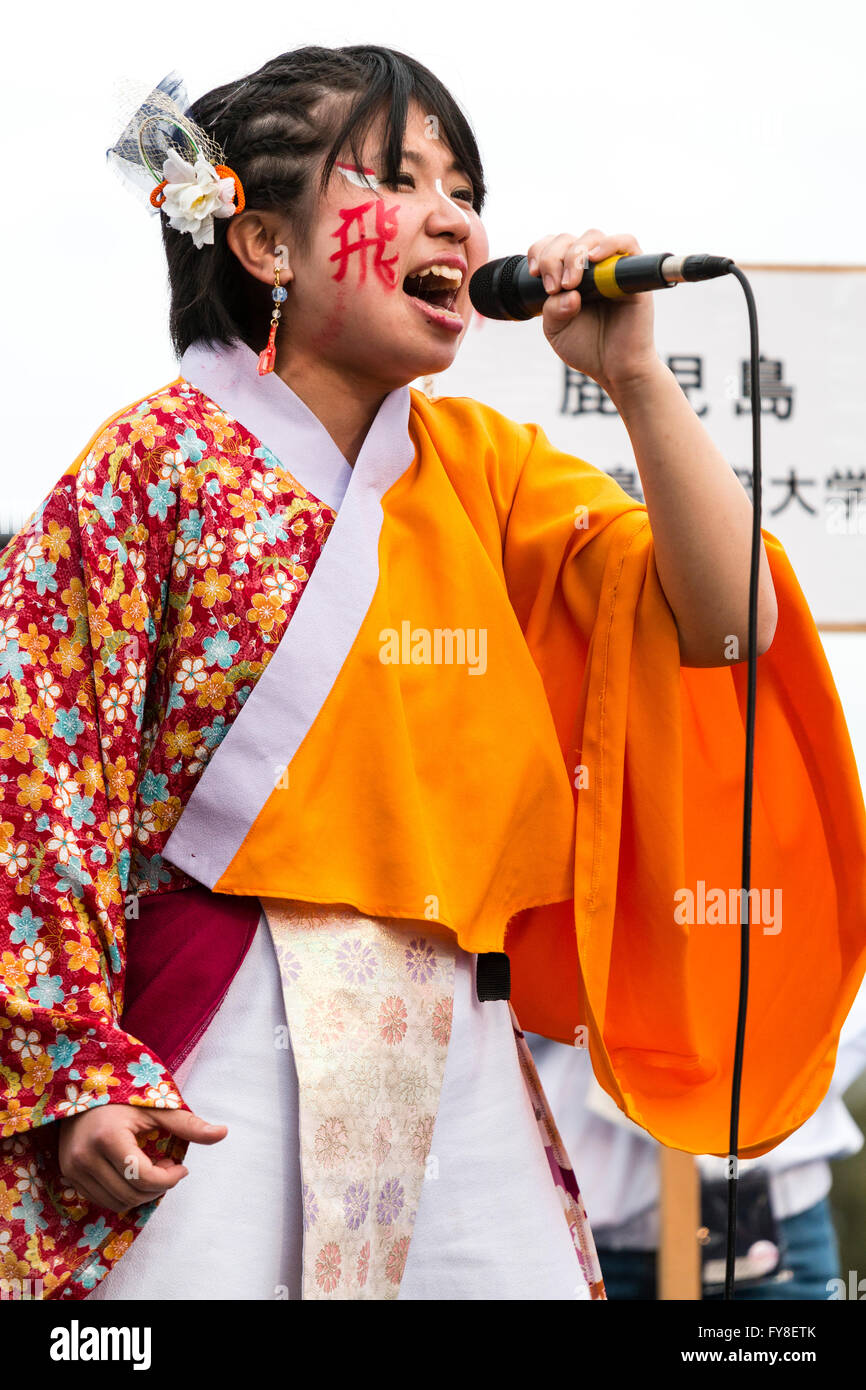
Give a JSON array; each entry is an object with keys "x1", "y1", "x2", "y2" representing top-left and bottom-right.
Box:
[{"x1": 500, "y1": 418, "x2": 866, "y2": 1158}]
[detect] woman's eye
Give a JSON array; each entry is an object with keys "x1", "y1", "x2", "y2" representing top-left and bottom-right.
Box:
[{"x1": 386, "y1": 174, "x2": 474, "y2": 205}]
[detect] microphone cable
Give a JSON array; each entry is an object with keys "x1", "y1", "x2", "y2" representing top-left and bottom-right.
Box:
[{"x1": 724, "y1": 264, "x2": 763, "y2": 1302}]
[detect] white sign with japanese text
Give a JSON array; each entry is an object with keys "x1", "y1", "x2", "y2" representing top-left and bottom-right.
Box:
[{"x1": 429, "y1": 266, "x2": 866, "y2": 627}]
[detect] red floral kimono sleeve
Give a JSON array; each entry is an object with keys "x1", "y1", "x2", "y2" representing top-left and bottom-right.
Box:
[{"x1": 0, "y1": 408, "x2": 189, "y2": 1151}]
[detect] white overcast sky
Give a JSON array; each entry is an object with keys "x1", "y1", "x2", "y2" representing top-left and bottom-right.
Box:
[{"x1": 1, "y1": 0, "x2": 863, "y2": 523}]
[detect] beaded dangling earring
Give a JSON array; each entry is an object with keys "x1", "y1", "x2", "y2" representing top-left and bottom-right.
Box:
[{"x1": 257, "y1": 258, "x2": 288, "y2": 375}]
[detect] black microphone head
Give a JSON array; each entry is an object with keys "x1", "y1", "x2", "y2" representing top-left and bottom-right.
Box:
[{"x1": 469, "y1": 255, "x2": 536, "y2": 320}]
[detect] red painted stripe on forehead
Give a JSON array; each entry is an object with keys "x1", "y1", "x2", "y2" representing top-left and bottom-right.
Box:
[{"x1": 336, "y1": 161, "x2": 377, "y2": 175}]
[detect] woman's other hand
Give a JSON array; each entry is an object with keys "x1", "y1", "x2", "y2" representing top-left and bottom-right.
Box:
[{"x1": 58, "y1": 1102, "x2": 228, "y2": 1214}]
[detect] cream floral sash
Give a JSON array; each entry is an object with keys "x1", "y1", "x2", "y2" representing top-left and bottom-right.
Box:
[
  {"x1": 259, "y1": 898, "x2": 606, "y2": 1301},
  {"x1": 259, "y1": 899, "x2": 456, "y2": 1300}
]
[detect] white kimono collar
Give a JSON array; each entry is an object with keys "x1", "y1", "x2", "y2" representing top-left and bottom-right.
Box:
[
  {"x1": 164, "y1": 336, "x2": 417, "y2": 886},
  {"x1": 178, "y1": 337, "x2": 411, "y2": 512}
]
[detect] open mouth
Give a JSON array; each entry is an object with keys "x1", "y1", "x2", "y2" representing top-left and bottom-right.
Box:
[{"x1": 402, "y1": 265, "x2": 463, "y2": 313}]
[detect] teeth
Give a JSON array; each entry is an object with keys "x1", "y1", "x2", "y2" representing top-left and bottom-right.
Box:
[{"x1": 414, "y1": 264, "x2": 463, "y2": 285}]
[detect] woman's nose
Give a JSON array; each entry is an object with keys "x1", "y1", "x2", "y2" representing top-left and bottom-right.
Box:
[{"x1": 425, "y1": 181, "x2": 472, "y2": 236}]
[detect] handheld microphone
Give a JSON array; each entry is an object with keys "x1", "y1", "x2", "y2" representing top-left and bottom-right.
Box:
[{"x1": 469, "y1": 252, "x2": 735, "y2": 320}]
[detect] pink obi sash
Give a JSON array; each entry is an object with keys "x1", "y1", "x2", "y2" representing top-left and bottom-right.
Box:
[{"x1": 120, "y1": 885, "x2": 260, "y2": 1072}]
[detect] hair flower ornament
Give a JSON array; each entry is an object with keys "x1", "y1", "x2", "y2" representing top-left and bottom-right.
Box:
[
  {"x1": 152, "y1": 150, "x2": 244, "y2": 249},
  {"x1": 107, "y1": 71, "x2": 245, "y2": 249}
]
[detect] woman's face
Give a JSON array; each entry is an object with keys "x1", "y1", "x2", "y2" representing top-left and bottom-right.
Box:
[{"x1": 281, "y1": 100, "x2": 489, "y2": 389}]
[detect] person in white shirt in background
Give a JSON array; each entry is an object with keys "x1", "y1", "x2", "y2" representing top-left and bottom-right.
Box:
[{"x1": 526, "y1": 981, "x2": 866, "y2": 1300}]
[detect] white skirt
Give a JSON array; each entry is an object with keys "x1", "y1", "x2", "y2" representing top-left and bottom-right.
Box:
[{"x1": 88, "y1": 912, "x2": 588, "y2": 1301}]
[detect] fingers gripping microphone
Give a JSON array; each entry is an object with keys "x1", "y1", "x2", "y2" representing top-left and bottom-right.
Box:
[{"x1": 469, "y1": 252, "x2": 735, "y2": 320}]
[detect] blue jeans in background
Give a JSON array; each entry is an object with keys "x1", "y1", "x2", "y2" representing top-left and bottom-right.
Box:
[{"x1": 596, "y1": 1196, "x2": 841, "y2": 1301}]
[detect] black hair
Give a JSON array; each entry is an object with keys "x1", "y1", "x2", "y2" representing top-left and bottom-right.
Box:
[{"x1": 163, "y1": 45, "x2": 487, "y2": 358}]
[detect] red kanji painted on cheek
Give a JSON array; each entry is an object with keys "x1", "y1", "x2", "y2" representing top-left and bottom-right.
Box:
[{"x1": 329, "y1": 199, "x2": 400, "y2": 289}]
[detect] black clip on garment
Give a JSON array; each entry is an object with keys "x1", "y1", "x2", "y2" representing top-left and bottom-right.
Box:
[{"x1": 476, "y1": 951, "x2": 511, "y2": 1001}]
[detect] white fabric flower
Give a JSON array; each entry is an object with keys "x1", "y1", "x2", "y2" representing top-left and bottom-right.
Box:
[{"x1": 160, "y1": 151, "x2": 237, "y2": 250}]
